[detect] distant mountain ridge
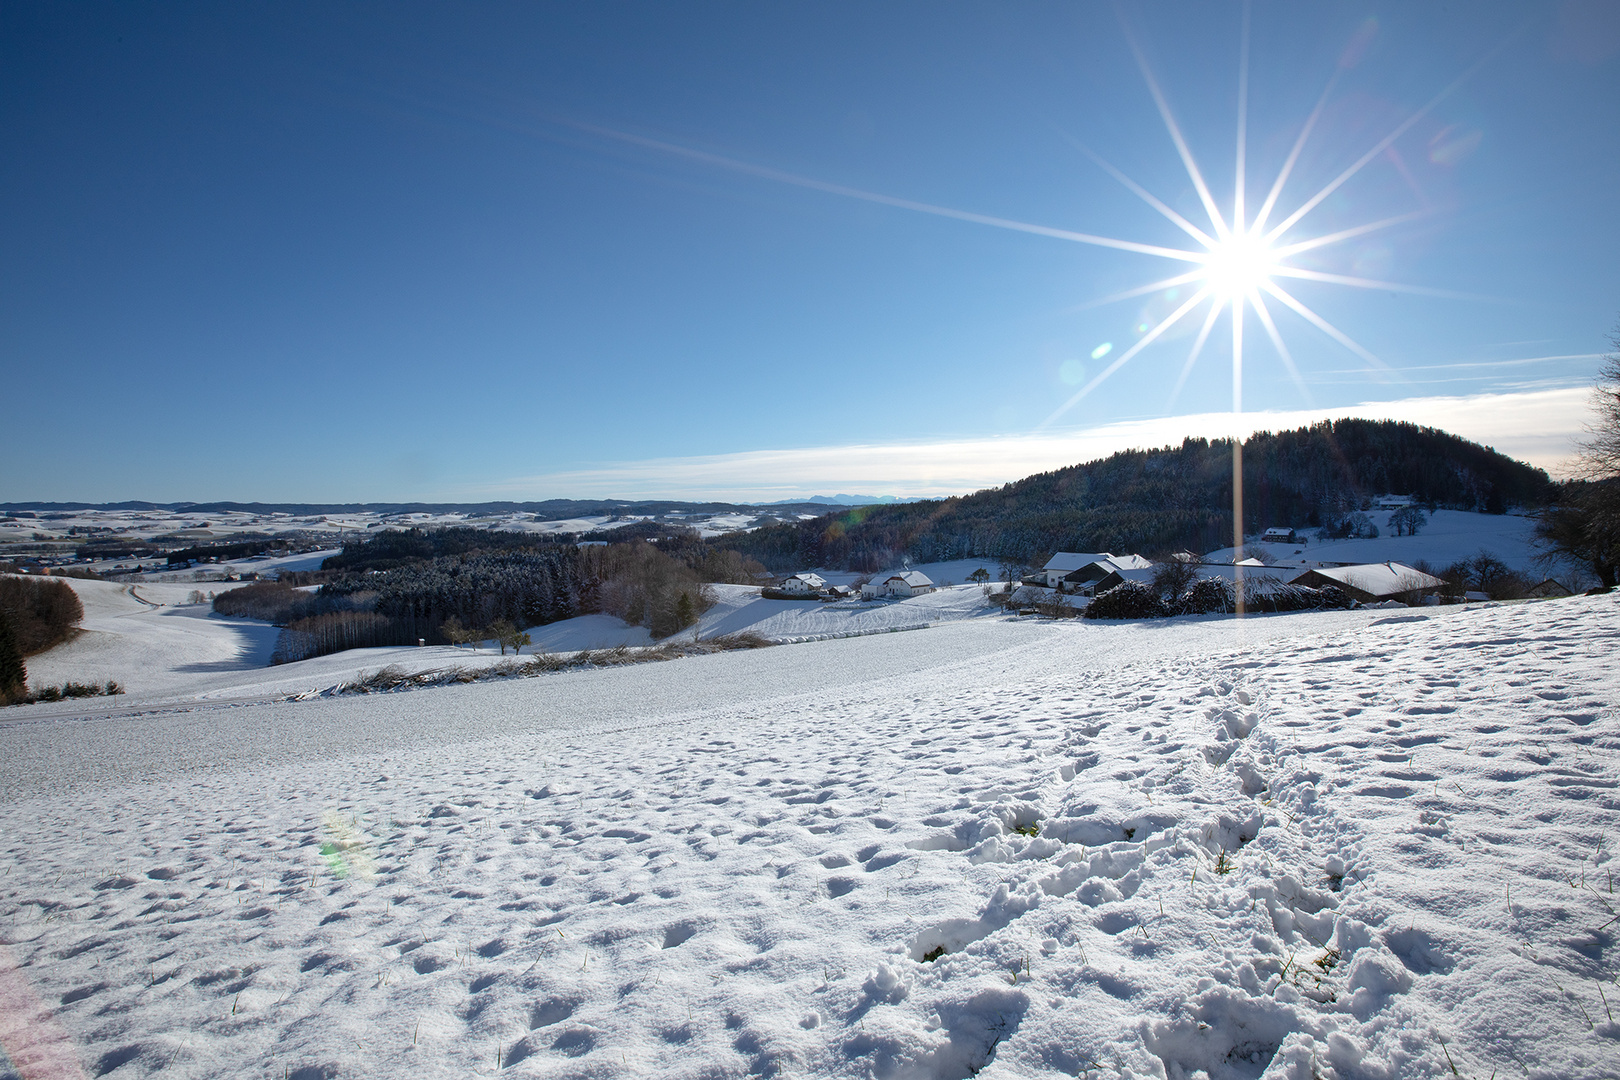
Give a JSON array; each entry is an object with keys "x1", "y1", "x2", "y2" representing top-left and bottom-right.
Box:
[
  {"x1": 716, "y1": 419, "x2": 1554, "y2": 572},
  {"x1": 0, "y1": 499, "x2": 845, "y2": 518},
  {"x1": 757, "y1": 495, "x2": 923, "y2": 507}
]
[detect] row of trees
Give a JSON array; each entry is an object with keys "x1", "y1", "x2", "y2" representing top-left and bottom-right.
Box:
[
  {"x1": 165, "y1": 535, "x2": 288, "y2": 565},
  {"x1": 238, "y1": 527, "x2": 773, "y2": 665},
  {"x1": 1083, "y1": 577, "x2": 1355, "y2": 620},
  {"x1": 213, "y1": 581, "x2": 334, "y2": 623},
  {"x1": 270, "y1": 611, "x2": 419, "y2": 665},
  {"x1": 264, "y1": 548, "x2": 584, "y2": 662},
  {"x1": 321, "y1": 526, "x2": 576, "y2": 574}
]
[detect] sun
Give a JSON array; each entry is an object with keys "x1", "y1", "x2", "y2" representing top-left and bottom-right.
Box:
[{"x1": 1201, "y1": 229, "x2": 1280, "y2": 301}]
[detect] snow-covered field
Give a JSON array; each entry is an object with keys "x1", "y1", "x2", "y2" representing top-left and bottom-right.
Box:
[
  {"x1": 0, "y1": 504, "x2": 823, "y2": 558},
  {"x1": 1, "y1": 593, "x2": 1615, "y2": 1079},
  {"x1": 15, "y1": 578, "x2": 1007, "y2": 707},
  {"x1": 693, "y1": 584, "x2": 998, "y2": 643}
]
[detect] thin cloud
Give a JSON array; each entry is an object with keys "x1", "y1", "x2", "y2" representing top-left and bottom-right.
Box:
[
  {"x1": 451, "y1": 388, "x2": 1589, "y2": 502},
  {"x1": 1309, "y1": 353, "x2": 1602, "y2": 376}
]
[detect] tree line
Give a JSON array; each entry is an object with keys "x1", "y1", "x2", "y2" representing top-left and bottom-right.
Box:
[
  {"x1": 719, "y1": 419, "x2": 1552, "y2": 572},
  {"x1": 219, "y1": 526, "x2": 774, "y2": 665}
]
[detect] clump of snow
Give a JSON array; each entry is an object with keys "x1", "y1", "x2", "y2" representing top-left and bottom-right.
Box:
[{"x1": 0, "y1": 595, "x2": 1614, "y2": 1078}]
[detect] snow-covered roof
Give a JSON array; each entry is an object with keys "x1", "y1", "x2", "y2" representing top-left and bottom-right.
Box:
[
  {"x1": 883, "y1": 570, "x2": 934, "y2": 587},
  {"x1": 1063, "y1": 554, "x2": 1155, "y2": 580},
  {"x1": 786, "y1": 573, "x2": 826, "y2": 588},
  {"x1": 1190, "y1": 564, "x2": 1290, "y2": 584},
  {"x1": 1097, "y1": 567, "x2": 1157, "y2": 587},
  {"x1": 1290, "y1": 562, "x2": 1445, "y2": 597},
  {"x1": 1043, "y1": 552, "x2": 1113, "y2": 573}
]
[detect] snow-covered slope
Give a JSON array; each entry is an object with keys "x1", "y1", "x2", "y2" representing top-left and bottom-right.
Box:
[
  {"x1": 0, "y1": 595, "x2": 1614, "y2": 1079},
  {"x1": 678, "y1": 583, "x2": 998, "y2": 642},
  {"x1": 18, "y1": 577, "x2": 281, "y2": 695},
  {"x1": 1206, "y1": 509, "x2": 1542, "y2": 570}
]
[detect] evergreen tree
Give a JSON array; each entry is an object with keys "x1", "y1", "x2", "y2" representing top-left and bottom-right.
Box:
[{"x1": 0, "y1": 611, "x2": 26, "y2": 706}]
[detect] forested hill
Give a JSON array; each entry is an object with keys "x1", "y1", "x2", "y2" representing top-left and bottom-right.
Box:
[{"x1": 720, "y1": 419, "x2": 1553, "y2": 572}]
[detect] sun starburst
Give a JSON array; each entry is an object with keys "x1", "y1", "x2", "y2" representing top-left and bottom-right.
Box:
[{"x1": 1038, "y1": 7, "x2": 1496, "y2": 431}]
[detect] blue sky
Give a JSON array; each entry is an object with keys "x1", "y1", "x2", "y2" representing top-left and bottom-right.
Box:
[{"x1": 3, "y1": 1, "x2": 1618, "y2": 502}]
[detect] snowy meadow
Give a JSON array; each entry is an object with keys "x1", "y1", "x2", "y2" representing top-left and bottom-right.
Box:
[{"x1": 1, "y1": 595, "x2": 1617, "y2": 1079}]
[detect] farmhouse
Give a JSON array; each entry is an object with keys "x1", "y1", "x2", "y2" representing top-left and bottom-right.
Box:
[
  {"x1": 778, "y1": 572, "x2": 826, "y2": 596},
  {"x1": 1089, "y1": 566, "x2": 1159, "y2": 595},
  {"x1": 1060, "y1": 556, "x2": 1154, "y2": 595},
  {"x1": 1042, "y1": 552, "x2": 1152, "y2": 590},
  {"x1": 860, "y1": 570, "x2": 936, "y2": 599},
  {"x1": 1261, "y1": 527, "x2": 1297, "y2": 543},
  {"x1": 1041, "y1": 552, "x2": 1111, "y2": 588},
  {"x1": 1288, "y1": 562, "x2": 1444, "y2": 604}
]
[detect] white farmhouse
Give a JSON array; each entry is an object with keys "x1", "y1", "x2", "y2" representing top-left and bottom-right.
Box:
[
  {"x1": 778, "y1": 572, "x2": 827, "y2": 596},
  {"x1": 1041, "y1": 552, "x2": 1112, "y2": 588},
  {"x1": 1043, "y1": 552, "x2": 1154, "y2": 592},
  {"x1": 860, "y1": 570, "x2": 936, "y2": 599}
]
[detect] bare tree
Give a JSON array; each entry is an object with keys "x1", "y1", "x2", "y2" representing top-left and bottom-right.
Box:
[
  {"x1": 1152, "y1": 560, "x2": 1198, "y2": 603},
  {"x1": 1576, "y1": 328, "x2": 1620, "y2": 481},
  {"x1": 1536, "y1": 324, "x2": 1620, "y2": 587},
  {"x1": 487, "y1": 618, "x2": 532, "y2": 656},
  {"x1": 1389, "y1": 506, "x2": 1427, "y2": 536}
]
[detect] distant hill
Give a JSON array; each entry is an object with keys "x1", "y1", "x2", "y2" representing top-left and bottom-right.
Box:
[
  {"x1": 0, "y1": 498, "x2": 843, "y2": 518},
  {"x1": 717, "y1": 419, "x2": 1553, "y2": 572}
]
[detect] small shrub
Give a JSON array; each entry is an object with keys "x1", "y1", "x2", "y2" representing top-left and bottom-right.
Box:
[
  {"x1": 1315, "y1": 585, "x2": 1355, "y2": 609},
  {"x1": 3, "y1": 676, "x2": 127, "y2": 706},
  {"x1": 354, "y1": 665, "x2": 409, "y2": 692},
  {"x1": 1083, "y1": 581, "x2": 1168, "y2": 620},
  {"x1": 1176, "y1": 577, "x2": 1236, "y2": 614}
]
